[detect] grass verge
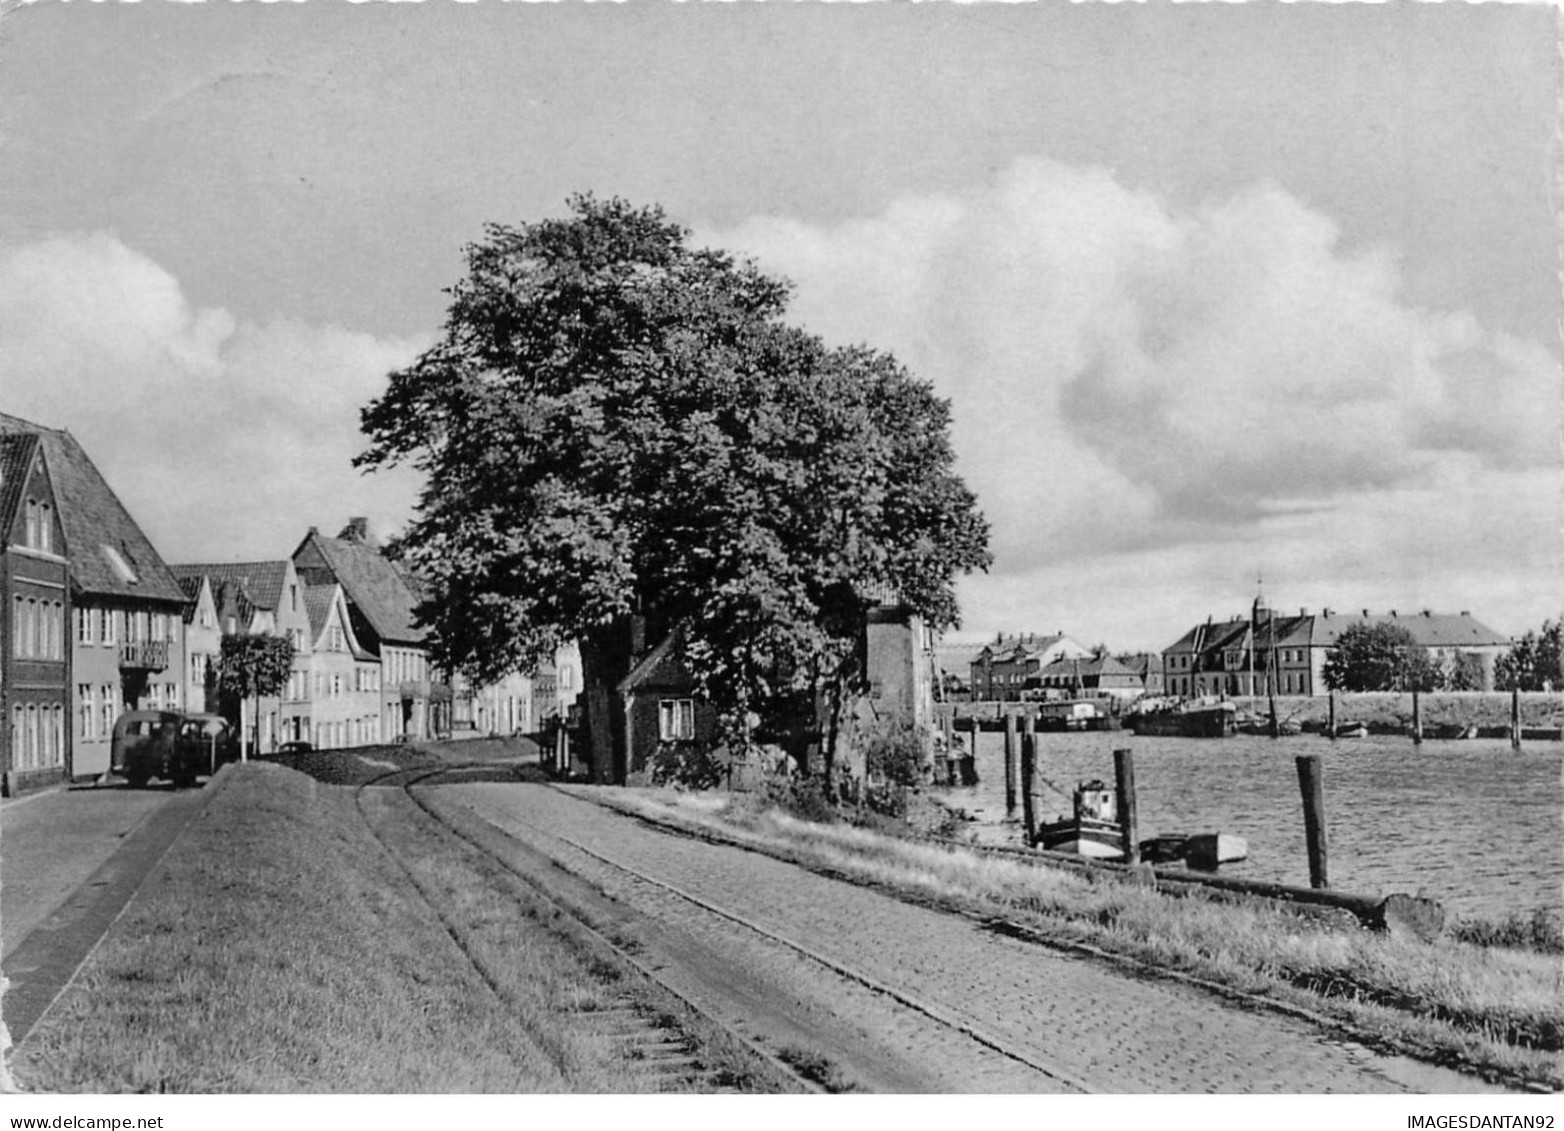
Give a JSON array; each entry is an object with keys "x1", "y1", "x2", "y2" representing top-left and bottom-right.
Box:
[
  {"x1": 582, "y1": 785, "x2": 1564, "y2": 1092},
  {"x1": 10, "y1": 762, "x2": 766, "y2": 1092}
]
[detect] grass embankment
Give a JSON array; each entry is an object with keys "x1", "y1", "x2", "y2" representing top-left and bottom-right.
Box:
[
  {"x1": 12, "y1": 761, "x2": 760, "y2": 1093},
  {"x1": 586, "y1": 786, "x2": 1564, "y2": 1092},
  {"x1": 1252, "y1": 692, "x2": 1564, "y2": 735}
]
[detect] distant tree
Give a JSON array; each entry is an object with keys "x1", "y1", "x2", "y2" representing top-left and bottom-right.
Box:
[
  {"x1": 216, "y1": 634, "x2": 295, "y2": 760},
  {"x1": 357, "y1": 195, "x2": 991, "y2": 782},
  {"x1": 1446, "y1": 650, "x2": 1487, "y2": 692},
  {"x1": 1496, "y1": 617, "x2": 1563, "y2": 691},
  {"x1": 1322, "y1": 623, "x2": 1443, "y2": 693}
]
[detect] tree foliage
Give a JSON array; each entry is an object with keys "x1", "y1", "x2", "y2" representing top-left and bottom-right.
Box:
[
  {"x1": 1496, "y1": 618, "x2": 1563, "y2": 691},
  {"x1": 357, "y1": 196, "x2": 991, "y2": 757},
  {"x1": 1322, "y1": 622, "x2": 1443, "y2": 692},
  {"x1": 216, "y1": 634, "x2": 295, "y2": 701}
]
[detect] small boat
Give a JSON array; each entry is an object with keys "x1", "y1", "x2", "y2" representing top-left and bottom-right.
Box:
[
  {"x1": 1034, "y1": 700, "x2": 1109, "y2": 732},
  {"x1": 1126, "y1": 700, "x2": 1237, "y2": 738},
  {"x1": 1332, "y1": 722, "x2": 1369, "y2": 739},
  {"x1": 1036, "y1": 780, "x2": 1125, "y2": 859},
  {"x1": 1140, "y1": 833, "x2": 1249, "y2": 871}
]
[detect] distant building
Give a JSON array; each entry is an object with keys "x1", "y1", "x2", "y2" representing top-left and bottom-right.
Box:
[
  {"x1": 1162, "y1": 600, "x2": 1510, "y2": 697},
  {"x1": 1033, "y1": 653, "x2": 1145, "y2": 699},
  {"x1": 969, "y1": 632, "x2": 1094, "y2": 702},
  {"x1": 177, "y1": 574, "x2": 221, "y2": 715},
  {"x1": 171, "y1": 559, "x2": 314, "y2": 753},
  {"x1": 302, "y1": 582, "x2": 382, "y2": 749},
  {"x1": 293, "y1": 520, "x2": 446, "y2": 742}
]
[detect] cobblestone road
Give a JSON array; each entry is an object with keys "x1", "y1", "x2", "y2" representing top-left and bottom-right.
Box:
[{"x1": 436, "y1": 782, "x2": 1506, "y2": 1095}]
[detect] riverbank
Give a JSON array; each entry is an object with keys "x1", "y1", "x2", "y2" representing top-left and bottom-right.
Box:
[
  {"x1": 587, "y1": 783, "x2": 1562, "y2": 1092},
  {"x1": 953, "y1": 692, "x2": 1564, "y2": 737}
]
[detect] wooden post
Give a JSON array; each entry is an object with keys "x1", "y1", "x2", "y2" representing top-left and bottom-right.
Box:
[
  {"x1": 960, "y1": 717, "x2": 979, "y2": 785},
  {"x1": 1511, "y1": 686, "x2": 1522, "y2": 749},
  {"x1": 1003, "y1": 711, "x2": 1018, "y2": 818},
  {"x1": 1113, "y1": 747, "x2": 1139, "y2": 865},
  {"x1": 1295, "y1": 754, "x2": 1328, "y2": 889},
  {"x1": 1020, "y1": 729, "x2": 1038, "y2": 847},
  {"x1": 1327, "y1": 690, "x2": 1336, "y2": 740},
  {"x1": 1411, "y1": 687, "x2": 1422, "y2": 745}
]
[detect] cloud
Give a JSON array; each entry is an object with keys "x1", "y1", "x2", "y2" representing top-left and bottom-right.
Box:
[
  {"x1": 709, "y1": 159, "x2": 1562, "y2": 577},
  {"x1": 0, "y1": 231, "x2": 430, "y2": 563}
]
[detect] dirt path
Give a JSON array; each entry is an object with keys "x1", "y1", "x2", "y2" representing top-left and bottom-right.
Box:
[{"x1": 432, "y1": 781, "x2": 1508, "y2": 1094}]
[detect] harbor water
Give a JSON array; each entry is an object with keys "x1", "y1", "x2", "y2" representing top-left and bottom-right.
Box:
[{"x1": 942, "y1": 729, "x2": 1563, "y2": 922}]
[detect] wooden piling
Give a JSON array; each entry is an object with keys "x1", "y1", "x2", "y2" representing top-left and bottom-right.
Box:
[
  {"x1": 1327, "y1": 690, "x2": 1336, "y2": 740},
  {"x1": 960, "y1": 717, "x2": 980, "y2": 785},
  {"x1": 1003, "y1": 711, "x2": 1018, "y2": 817},
  {"x1": 1295, "y1": 754, "x2": 1328, "y2": 889},
  {"x1": 1020, "y1": 730, "x2": 1038, "y2": 848},
  {"x1": 1511, "y1": 686, "x2": 1522, "y2": 749},
  {"x1": 1411, "y1": 687, "x2": 1422, "y2": 745},
  {"x1": 1113, "y1": 747, "x2": 1139, "y2": 865}
]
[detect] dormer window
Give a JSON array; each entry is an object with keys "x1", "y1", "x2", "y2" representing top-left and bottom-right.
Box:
[{"x1": 102, "y1": 544, "x2": 139, "y2": 584}]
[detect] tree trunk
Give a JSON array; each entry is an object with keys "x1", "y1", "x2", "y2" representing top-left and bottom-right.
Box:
[
  {"x1": 239, "y1": 697, "x2": 249, "y2": 763},
  {"x1": 578, "y1": 627, "x2": 624, "y2": 785}
]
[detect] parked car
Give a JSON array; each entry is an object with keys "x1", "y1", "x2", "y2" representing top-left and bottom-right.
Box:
[
  {"x1": 112, "y1": 710, "x2": 235, "y2": 788},
  {"x1": 278, "y1": 740, "x2": 314, "y2": 755}
]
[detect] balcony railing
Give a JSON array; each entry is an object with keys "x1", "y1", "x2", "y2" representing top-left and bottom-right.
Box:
[{"x1": 120, "y1": 640, "x2": 169, "y2": 672}]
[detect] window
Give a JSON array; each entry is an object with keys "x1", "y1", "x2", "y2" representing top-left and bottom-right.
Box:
[
  {"x1": 11, "y1": 707, "x2": 21, "y2": 768},
  {"x1": 199, "y1": 601, "x2": 213, "y2": 629},
  {"x1": 78, "y1": 684, "x2": 94, "y2": 739},
  {"x1": 24, "y1": 500, "x2": 38, "y2": 548},
  {"x1": 13, "y1": 596, "x2": 23, "y2": 655},
  {"x1": 658, "y1": 699, "x2": 695, "y2": 742},
  {"x1": 100, "y1": 684, "x2": 115, "y2": 737},
  {"x1": 103, "y1": 609, "x2": 118, "y2": 646},
  {"x1": 289, "y1": 583, "x2": 298, "y2": 612},
  {"x1": 330, "y1": 627, "x2": 344, "y2": 652},
  {"x1": 39, "y1": 504, "x2": 53, "y2": 552},
  {"x1": 77, "y1": 607, "x2": 93, "y2": 645},
  {"x1": 332, "y1": 674, "x2": 342, "y2": 699}
]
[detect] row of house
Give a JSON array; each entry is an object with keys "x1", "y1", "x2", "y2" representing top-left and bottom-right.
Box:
[
  {"x1": 939, "y1": 596, "x2": 1510, "y2": 706},
  {"x1": 0, "y1": 411, "x2": 577, "y2": 796},
  {"x1": 1161, "y1": 597, "x2": 1510, "y2": 699}
]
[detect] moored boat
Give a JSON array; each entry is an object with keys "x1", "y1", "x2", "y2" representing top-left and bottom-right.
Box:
[
  {"x1": 1035, "y1": 780, "x2": 1125, "y2": 859},
  {"x1": 1126, "y1": 700, "x2": 1237, "y2": 738}
]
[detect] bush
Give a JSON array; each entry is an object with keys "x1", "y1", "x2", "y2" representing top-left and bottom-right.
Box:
[
  {"x1": 760, "y1": 774, "x2": 838, "y2": 824},
  {"x1": 648, "y1": 742, "x2": 726, "y2": 791},
  {"x1": 859, "y1": 717, "x2": 925, "y2": 788}
]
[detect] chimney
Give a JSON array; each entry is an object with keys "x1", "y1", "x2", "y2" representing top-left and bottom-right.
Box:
[
  {"x1": 1362, "y1": 609, "x2": 1370, "y2": 617},
  {"x1": 1299, "y1": 607, "x2": 1309, "y2": 617},
  {"x1": 1422, "y1": 609, "x2": 1431, "y2": 617},
  {"x1": 1390, "y1": 609, "x2": 1397, "y2": 617},
  {"x1": 1323, "y1": 608, "x2": 1333, "y2": 617},
  {"x1": 308, "y1": 525, "x2": 318, "y2": 535}
]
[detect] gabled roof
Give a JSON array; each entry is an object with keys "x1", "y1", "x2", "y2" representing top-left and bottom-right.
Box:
[
  {"x1": 304, "y1": 583, "x2": 376, "y2": 661},
  {"x1": 0, "y1": 412, "x2": 185, "y2": 604},
  {"x1": 1038, "y1": 653, "x2": 1138, "y2": 680},
  {"x1": 617, "y1": 625, "x2": 697, "y2": 696},
  {"x1": 292, "y1": 528, "x2": 426, "y2": 646},
  {"x1": 0, "y1": 432, "x2": 42, "y2": 543},
  {"x1": 171, "y1": 561, "x2": 291, "y2": 613},
  {"x1": 174, "y1": 573, "x2": 213, "y2": 624}
]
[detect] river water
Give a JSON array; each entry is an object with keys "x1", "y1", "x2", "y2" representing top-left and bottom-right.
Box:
[{"x1": 941, "y1": 730, "x2": 1562, "y2": 922}]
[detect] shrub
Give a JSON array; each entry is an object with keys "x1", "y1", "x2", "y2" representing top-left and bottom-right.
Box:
[
  {"x1": 859, "y1": 717, "x2": 926, "y2": 788},
  {"x1": 760, "y1": 774, "x2": 838, "y2": 824},
  {"x1": 648, "y1": 742, "x2": 725, "y2": 791}
]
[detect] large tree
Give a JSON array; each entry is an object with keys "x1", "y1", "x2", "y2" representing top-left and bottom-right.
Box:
[
  {"x1": 1322, "y1": 622, "x2": 1443, "y2": 693},
  {"x1": 358, "y1": 196, "x2": 991, "y2": 780}
]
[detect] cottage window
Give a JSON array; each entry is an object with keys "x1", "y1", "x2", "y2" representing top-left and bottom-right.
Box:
[
  {"x1": 24, "y1": 500, "x2": 38, "y2": 548},
  {"x1": 658, "y1": 698, "x2": 695, "y2": 741}
]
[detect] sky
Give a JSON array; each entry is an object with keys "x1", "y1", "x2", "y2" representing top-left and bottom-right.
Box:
[{"x1": 0, "y1": 1, "x2": 1558, "y2": 652}]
